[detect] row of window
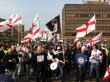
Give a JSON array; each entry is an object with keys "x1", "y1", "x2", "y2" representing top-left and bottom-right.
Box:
[
  {"x1": 65, "y1": 6, "x2": 110, "y2": 11},
  {"x1": 65, "y1": 14, "x2": 110, "y2": 18},
  {"x1": 65, "y1": 20, "x2": 87, "y2": 24},
  {"x1": 64, "y1": 26, "x2": 110, "y2": 30},
  {"x1": 97, "y1": 26, "x2": 110, "y2": 30},
  {"x1": 65, "y1": 27, "x2": 77, "y2": 30},
  {"x1": 64, "y1": 32, "x2": 110, "y2": 36},
  {"x1": 65, "y1": 20, "x2": 110, "y2": 24},
  {"x1": 95, "y1": 32, "x2": 110, "y2": 36},
  {"x1": 64, "y1": 32, "x2": 76, "y2": 36}
]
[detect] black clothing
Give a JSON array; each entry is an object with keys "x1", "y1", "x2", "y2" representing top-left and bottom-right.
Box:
[
  {"x1": 64, "y1": 50, "x2": 72, "y2": 71},
  {"x1": 0, "y1": 48, "x2": 5, "y2": 63},
  {"x1": 73, "y1": 47, "x2": 89, "y2": 82},
  {"x1": 3, "y1": 53, "x2": 19, "y2": 70},
  {"x1": 32, "y1": 52, "x2": 48, "y2": 82},
  {"x1": 0, "y1": 74, "x2": 14, "y2": 82}
]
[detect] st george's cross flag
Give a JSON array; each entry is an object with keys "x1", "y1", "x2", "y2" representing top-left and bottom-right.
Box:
[
  {"x1": 0, "y1": 21, "x2": 10, "y2": 33},
  {"x1": 31, "y1": 13, "x2": 40, "y2": 40},
  {"x1": 31, "y1": 13, "x2": 39, "y2": 28},
  {"x1": 103, "y1": 65, "x2": 110, "y2": 80},
  {"x1": 7, "y1": 13, "x2": 22, "y2": 27},
  {"x1": 0, "y1": 19, "x2": 12, "y2": 33},
  {"x1": 0, "y1": 20, "x2": 8, "y2": 28},
  {"x1": 39, "y1": 30, "x2": 48, "y2": 40},
  {"x1": 76, "y1": 15, "x2": 96, "y2": 38},
  {"x1": 21, "y1": 14, "x2": 40, "y2": 43},
  {"x1": 21, "y1": 33, "x2": 32, "y2": 43},
  {"x1": 13, "y1": 15, "x2": 22, "y2": 25},
  {"x1": 0, "y1": 14, "x2": 22, "y2": 28},
  {"x1": 0, "y1": 14, "x2": 17, "y2": 28},
  {"x1": 0, "y1": 14, "x2": 23, "y2": 33},
  {"x1": 85, "y1": 32, "x2": 102, "y2": 46}
]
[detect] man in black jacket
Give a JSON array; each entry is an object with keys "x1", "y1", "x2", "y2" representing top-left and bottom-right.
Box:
[
  {"x1": 0, "y1": 63, "x2": 14, "y2": 82},
  {"x1": 0, "y1": 43, "x2": 5, "y2": 63},
  {"x1": 3, "y1": 47, "x2": 19, "y2": 78},
  {"x1": 32, "y1": 43, "x2": 48, "y2": 82}
]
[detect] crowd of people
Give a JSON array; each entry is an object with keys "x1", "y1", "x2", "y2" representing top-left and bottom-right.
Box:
[{"x1": 0, "y1": 40, "x2": 110, "y2": 82}]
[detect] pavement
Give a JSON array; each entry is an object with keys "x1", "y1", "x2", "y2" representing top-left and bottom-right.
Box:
[
  {"x1": 16, "y1": 70, "x2": 108, "y2": 82},
  {"x1": 16, "y1": 77, "x2": 108, "y2": 82}
]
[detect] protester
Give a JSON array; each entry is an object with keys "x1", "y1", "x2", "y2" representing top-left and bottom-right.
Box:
[
  {"x1": 57, "y1": 46, "x2": 65, "y2": 82},
  {"x1": 31, "y1": 43, "x2": 48, "y2": 82},
  {"x1": 73, "y1": 41, "x2": 82, "y2": 82},
  {"x1": 3, "y1": 48, "x2": 19, "y2": 78},
  {"x1": 75, "y1": 45, "x2": 89, "y2": 82},
  {"x1": 0, "y1": 40, "x2": 109, "y2": 82},
  {"x1": 89, "y1": 44, "x2": 102, "y2": 82},
  {"x1": 0, "y1": 63, "x2": 15, "y2": 82}
]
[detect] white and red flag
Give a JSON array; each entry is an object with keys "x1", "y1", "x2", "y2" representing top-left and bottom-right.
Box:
[
  {"x1": 13, "y1": 15, "x2": 22, "y2": 25},
  {"x1": 76, "y1": 15, "x2": 96, "y2": 38},
  {"x1": 21, "y1": 33, "x2": 32, "y2": 43},
  {"x1": 31, "y1": 13, "x2": 39, "y2": 28},
  {"x1": 85, "y1": 32, "x2": 102, "y2": 46},
  {"x1": 21, "y1": 13, "x2": 40, "y2": 43},
  {"x1": 39, "y1": 30, "x2": 48, "y2": 39},
  {"x1": 8, "y1": 14, "x2": 16, "y2": 22},
  {"x1": 103, "y1": 65, "x2": 110, "y2": 80},
  {"x1": 31, "y1": 30, "x2": 48, "y2": 41},
  {"x1": 0, "y1": 13, "x2": 22, "y2": 29},
  {"x1": 7, "y1": 14, "x2": 23, "y2": 27},
  {"x1": 31, "y1": 13, "x2": 40, "y2": 40},
  {"x1": 0, "y1": 20, "x2": 9, "y2": 28},
  {"x1": 0, "y1": 14, "x2": 23, "y2": 32},
  {"x1": 31, "y1": 28, "x2": 40, "y2": 40}
]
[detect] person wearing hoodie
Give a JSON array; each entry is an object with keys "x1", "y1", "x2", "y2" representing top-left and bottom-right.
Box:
[{"x1": 0, "y1": 63, "x2": 14, "y2": 82}]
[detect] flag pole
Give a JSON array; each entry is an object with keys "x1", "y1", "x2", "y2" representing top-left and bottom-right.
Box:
[
  {"x1": 11, "y1": 27, "x2": 14, "y2": 41},
  {"x1": 18, "y1": 25, "x2": 19, "y2": 43}
]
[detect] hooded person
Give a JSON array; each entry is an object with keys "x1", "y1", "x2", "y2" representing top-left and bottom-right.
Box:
[{"x1": 0, "y1": 63, "x2": 14, "y2": 82}]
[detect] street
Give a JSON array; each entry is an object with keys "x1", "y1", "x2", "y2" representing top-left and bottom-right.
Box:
[{"x1": 16, "y1": 70, "x2": 108, "y2": 82}]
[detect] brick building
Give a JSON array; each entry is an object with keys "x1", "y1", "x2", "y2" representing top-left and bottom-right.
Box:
[{"x1": 62, "y1": 0, "x2": 110, "y2": 44}]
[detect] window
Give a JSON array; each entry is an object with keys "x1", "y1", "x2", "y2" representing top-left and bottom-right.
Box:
[
  {"x1": 65, "y1": 27, "x2": 77, "y2": 30},
  {"x1": 65, "y1": 32, "x2": 76, "y2": 36},
  {"x1": 103, "y1": 33, "x2": 110, "y2": 36},
  {"x1": 107, "y1": 14, "x2": 110, "y2": 17},
  {"x1": 97, "y1": 26, "x2": 110, "y2": 30}
]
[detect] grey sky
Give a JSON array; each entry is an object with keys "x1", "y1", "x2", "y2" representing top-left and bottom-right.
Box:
[{"x1": 0, "y1": 0, "x2": 83, "y2": 31}]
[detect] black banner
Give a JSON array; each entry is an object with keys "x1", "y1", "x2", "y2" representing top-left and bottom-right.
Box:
[{"x1": 46, "y1": 15, "x2": 61, "y2": 34}]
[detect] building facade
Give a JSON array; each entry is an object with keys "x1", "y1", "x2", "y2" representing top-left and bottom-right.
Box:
[
  {"x1": 62, "y1": 0, "x2": 110, "y2": 44},
  {"x1": 0, "y1": 24, "x2": 24, "y2": 42}
]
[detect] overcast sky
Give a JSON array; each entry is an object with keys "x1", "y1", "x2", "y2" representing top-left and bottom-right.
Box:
[{"x1": 0, "y1": 0, "x2": 84, "y2": 31}]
